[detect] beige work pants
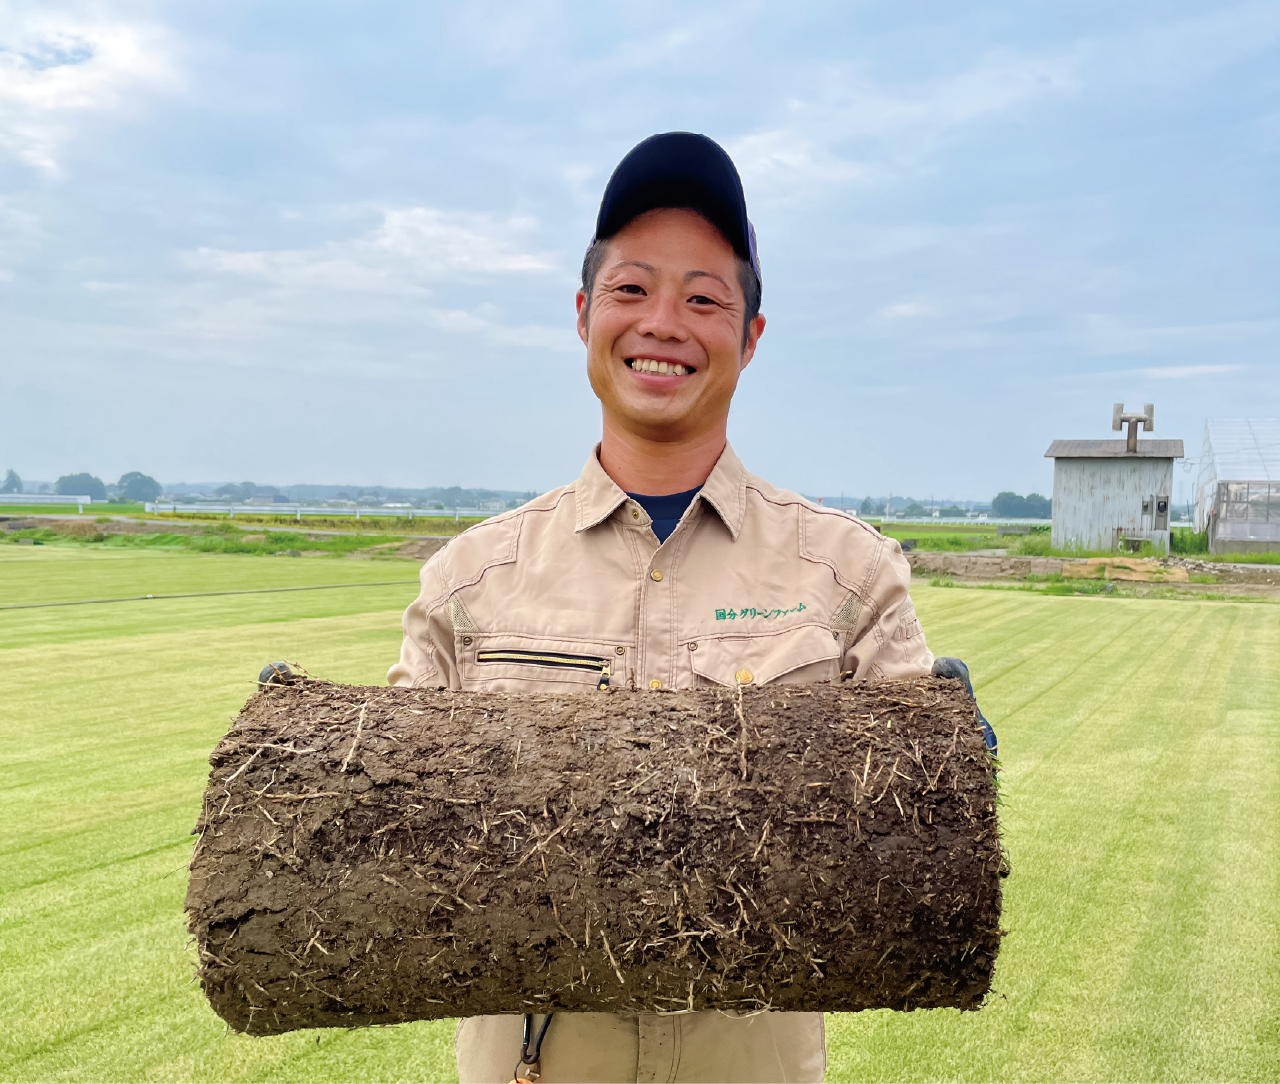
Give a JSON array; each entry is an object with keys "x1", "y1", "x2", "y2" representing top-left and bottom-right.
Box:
[{"x1": 456, "y1": 1011, "x2": 825, "y2": 1083}]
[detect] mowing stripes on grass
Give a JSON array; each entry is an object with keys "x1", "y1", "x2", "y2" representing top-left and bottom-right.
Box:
[
  {"x1": 0, "y1": 549, "x2": 424, "y2": 650},
  {"x1": 825, "y1": 589, "x2": 1280, "y2": 1082},
  {"x1": 0, "y1": 580, "x2": 419, "y2": 610},
  {"x1": 2, "y1": 549, "x2": 1277, "y2": 1082}
]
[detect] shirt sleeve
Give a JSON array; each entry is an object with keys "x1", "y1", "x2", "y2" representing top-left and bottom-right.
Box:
[
  {"x1": 841, "y1": 539, "x2": 934, "y2": 681},
  {"x1": 387, "y1": 552, "x2": 459, "y2": 689}
]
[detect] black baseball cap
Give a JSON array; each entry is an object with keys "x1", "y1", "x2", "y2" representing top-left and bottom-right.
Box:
[{"x1": 594, "y1": 132, "x2": 761, "y2": 289}]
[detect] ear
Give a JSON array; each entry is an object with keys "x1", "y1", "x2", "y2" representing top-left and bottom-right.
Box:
[
  {"x1": 738, "y1": 313, "x2": 766, "y2": 372},
  {"x1": 575, "y1": 289, "x2": 589, "y2": 346}
]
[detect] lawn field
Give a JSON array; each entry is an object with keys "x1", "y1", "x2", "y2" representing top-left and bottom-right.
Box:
[
  {"x1": 0, "y1": 504, "x2": 148, "y2": 515},
  {"x1": 2, "y1": 547, "x2": 1277, "y2": 1082}
]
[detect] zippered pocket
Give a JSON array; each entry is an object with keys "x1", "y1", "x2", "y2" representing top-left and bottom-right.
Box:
[
  {"x1": 477, "y1": 648, "x2": 606, "y2": 672},
  {"x1": 476, "y1": 648, "x2": 611, "y2": 688}
]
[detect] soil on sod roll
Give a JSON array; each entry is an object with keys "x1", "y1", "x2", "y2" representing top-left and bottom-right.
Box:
[{"x1": 186, "y1": 677, "x2": 1003, "y2": 1035}]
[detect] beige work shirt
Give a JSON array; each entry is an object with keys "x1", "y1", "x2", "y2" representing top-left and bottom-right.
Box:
[{"x1": 389, "y1": 442, "x2": 933, "y2": 1083}]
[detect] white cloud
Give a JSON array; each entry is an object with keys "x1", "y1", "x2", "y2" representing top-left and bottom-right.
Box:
[
  {"x1": 878, "y1": 301, "x2": 933, "y2": 319},
  {"x1": 728, "y1": 51, "x2": 1079, "y2": 202},
  {"x1": 1108, "y1": 3, "x2": 1280, "y2": 86},
  {"x1": 150, "y1": 205, "x2": 579, "y2": 367},
  {"x1": 0, "y1": 192, "x2": 37, "y2": 275},
  {"x1": 189, "y1": 206, "x2": 555, "y2": 291},
  {"x1": 1082, "y1": 314, "x2": 1277, "y2": 355},
  {"x1": 1066, "y1": 362, "x2": 1249, "y2": 384},
  {"x1": 0, "y1": 3, "x2": 178, "y2": 173},
  {"x1": 1139, "y1": 364, "x2": 1244, "y2": 379}
]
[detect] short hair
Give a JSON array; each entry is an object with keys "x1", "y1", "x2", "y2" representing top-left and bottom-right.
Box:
[{"x1": 580, "y1": 229, "x2": 762, "y2": 350}]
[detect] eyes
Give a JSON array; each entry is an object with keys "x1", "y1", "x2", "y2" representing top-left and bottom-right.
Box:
[{"x1": 614, "y1": 283, "x2": 723, "y2": 308}]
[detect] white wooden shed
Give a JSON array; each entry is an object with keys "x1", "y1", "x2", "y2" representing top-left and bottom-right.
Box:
[
  {"x1": 1194, "y1": 419, "x2": 1280, "y2": 555},
  {"x1": 1044, "y1": 405, "x2": 1184, "y2": 552}
]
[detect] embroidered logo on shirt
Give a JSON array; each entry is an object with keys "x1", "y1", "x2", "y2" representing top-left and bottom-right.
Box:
[{"x1": 715, "y1": 603, "x2": 807, "y2": 621}]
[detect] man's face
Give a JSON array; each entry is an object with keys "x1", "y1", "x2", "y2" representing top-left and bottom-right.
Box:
[{"x1": 576, "y1": 208, "x2": 764, "y2": 444}]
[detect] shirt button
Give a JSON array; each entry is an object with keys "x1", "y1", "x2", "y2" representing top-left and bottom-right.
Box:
[
  {"x1": 632, "y1": 509, "x2": 640, "y2": 519},
  {"x1": 650, "y1": 569, "x2": 663, "y2": 582},
  {"x1": 615, "y1": 646, "x2": 625, "y2": 655},
  {"x1": 649, "y1": 679, "x2": 662, "y2": 690},
  {"x1": 462, "y1": 635, "x2": 472, "y2": 646},
  {"x1": 735, "y1": 668, "x2": 754, "y2": 685}
]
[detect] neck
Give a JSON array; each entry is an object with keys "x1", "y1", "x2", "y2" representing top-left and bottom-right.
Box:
[{"x1": 598, "y1": 414, "x2": 727, "y2": 495}]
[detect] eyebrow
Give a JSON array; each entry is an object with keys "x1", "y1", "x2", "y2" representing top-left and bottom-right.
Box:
[
  {"x1": 608, "y1": 261, "x2": 731, "y2": 292},
  {"x1": 684, "y1": 270, "x2": 731, "y2": 291}
]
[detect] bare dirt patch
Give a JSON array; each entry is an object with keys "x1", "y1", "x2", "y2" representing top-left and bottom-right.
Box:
[
  {"x1": 1062, "y1": 558, "x2": 1188, "y2": 583},
  {"x1": 395, "y1": 537, "x2": 449, "y2": 561},
  {"x1": 1165, "y1": 558, "x2": 1280, "y2": 586}
]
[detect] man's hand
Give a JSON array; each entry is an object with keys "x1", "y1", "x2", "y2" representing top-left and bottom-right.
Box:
[
  {"x1": 932, "y1": 656, "x2": 997, "y2": 757},
  {"x1": 258, "y1": 661, "x2": 295, "y2": 687}
]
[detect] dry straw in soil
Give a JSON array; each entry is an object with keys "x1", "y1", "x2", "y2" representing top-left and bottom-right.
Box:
[{"x1": 186, "y1": 677, "x2": 1003, "y2": 1035}]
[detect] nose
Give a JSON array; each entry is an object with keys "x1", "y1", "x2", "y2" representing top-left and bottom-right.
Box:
[{"x1": 634, "y1": 287, "x2": 688, "y2": 342}]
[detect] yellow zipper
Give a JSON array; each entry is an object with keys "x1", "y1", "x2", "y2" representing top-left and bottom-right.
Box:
[{"x1": 474, "y1": 649, "x2": 613, "y2": 689}]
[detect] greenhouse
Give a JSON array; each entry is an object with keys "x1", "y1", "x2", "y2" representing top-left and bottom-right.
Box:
[{"x1": 1195, "y1": 418, "x2": 1280, "y2": 554}]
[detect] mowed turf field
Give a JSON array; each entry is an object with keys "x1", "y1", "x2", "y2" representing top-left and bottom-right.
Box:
[{"x1": 2, "y1": 546, "x2": 1277, "y2": 1082}]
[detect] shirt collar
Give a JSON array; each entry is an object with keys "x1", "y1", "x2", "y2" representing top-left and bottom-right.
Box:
[{"x1": 573, "y1": 441, "x2": 747, "y2": 541}]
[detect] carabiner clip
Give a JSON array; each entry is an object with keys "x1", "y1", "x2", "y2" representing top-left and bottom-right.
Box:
[{"x1": 510, "y1": 1012, "x2": 553, "y2": 1083}]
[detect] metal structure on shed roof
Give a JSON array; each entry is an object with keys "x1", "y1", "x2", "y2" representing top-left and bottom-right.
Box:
[
  {"x1": 1195, "y1": 419, "x2": 1280, "y2": 554},
  {"x1": 1045, "y1": 404, "x2": 1184, "y2": 552}
]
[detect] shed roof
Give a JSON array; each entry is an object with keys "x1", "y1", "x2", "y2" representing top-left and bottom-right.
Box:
[
  {"x1": 1044, "y1": 439, "x2": 1184, "y2": 459},
  {"x1": 1203, "y1": 419, "x2": 1280, "y2": 481}
]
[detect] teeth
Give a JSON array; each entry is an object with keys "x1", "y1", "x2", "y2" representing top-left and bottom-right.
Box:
[{"x1": 630, "y1": 359, "x2": 691, "y2": 375}]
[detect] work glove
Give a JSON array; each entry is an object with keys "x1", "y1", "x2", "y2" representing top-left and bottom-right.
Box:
[
  {"x1": 932, "y1": 656, "x2": 997, "y2": 758},
  {"x1": 258, "y1": 661, "x2": 296, "y2": 686}
]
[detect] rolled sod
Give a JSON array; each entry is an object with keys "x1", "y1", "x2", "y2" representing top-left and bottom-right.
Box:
[{"x1": 186, "y1": 677, "x2": 1003, "y2": 1035}]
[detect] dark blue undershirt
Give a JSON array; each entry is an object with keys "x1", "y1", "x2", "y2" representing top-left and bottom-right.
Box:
[{"x1": 626, "y1": 486, "x2": 703, "y2": 544}]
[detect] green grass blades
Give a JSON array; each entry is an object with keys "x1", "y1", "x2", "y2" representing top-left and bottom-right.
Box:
[
  {"x1": 2, "y1": 549, "x2": 1277, "y2": 1082},
  {"x1": 828, "y1": 587, "x2": 1280, "y2": 1082},
  {"x1": 0, "y1": 549, "x2": 449, "y2": 1082},
  {"x1": 0, "y1": 547, "x2": 421, "y2": 650}
]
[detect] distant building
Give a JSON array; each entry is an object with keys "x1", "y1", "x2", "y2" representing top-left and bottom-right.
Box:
[
  {"x1": 1045, "y1": 404, "x2": 1184, "y2": 552},
  {"x1": 1195, "y1": 419, "x2": 1280, "y2": 555}
]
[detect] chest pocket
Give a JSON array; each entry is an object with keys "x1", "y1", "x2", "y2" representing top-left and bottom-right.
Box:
[
  {"x1": 684, "y1": 623, "x2": 841, "y2": 688},
  {"x1": 458, "y1": 635, "x2": 625, "y2": 693}
]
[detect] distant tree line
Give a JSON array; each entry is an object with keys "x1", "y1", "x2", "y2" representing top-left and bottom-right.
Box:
[
  {"x1": 41, "y1": 472, "x2": 163, "y2": 503},
  {"x1": 991, "y1": 491, "x2": 1051, "y2": 518},
  {"x1": 855, "y1": 493, "x2": 1048, "y2": 519},
  {"x1": 195, "y1": 482, "x2": 535, "y2": 509},
  {"x1": 857, "y1": 497, "x2": 974, "y2": 518},
  {"x1": 214, "y1": 481, "x2": 280, "y2": 502}
]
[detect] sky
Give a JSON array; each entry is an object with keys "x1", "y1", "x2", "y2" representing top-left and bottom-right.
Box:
[{"x1": 2, "y1": 0, "x2": 1277, "y2": 506}]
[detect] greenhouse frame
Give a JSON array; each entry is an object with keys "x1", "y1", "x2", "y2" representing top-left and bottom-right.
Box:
[{"x1": 1195, "y1": 419, "x2": 1280, "y2": 554}]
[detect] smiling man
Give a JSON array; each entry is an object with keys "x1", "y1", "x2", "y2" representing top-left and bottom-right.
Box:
[{"x1": 390, "y1": 133, "x2": 933, "y2": 1083}]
